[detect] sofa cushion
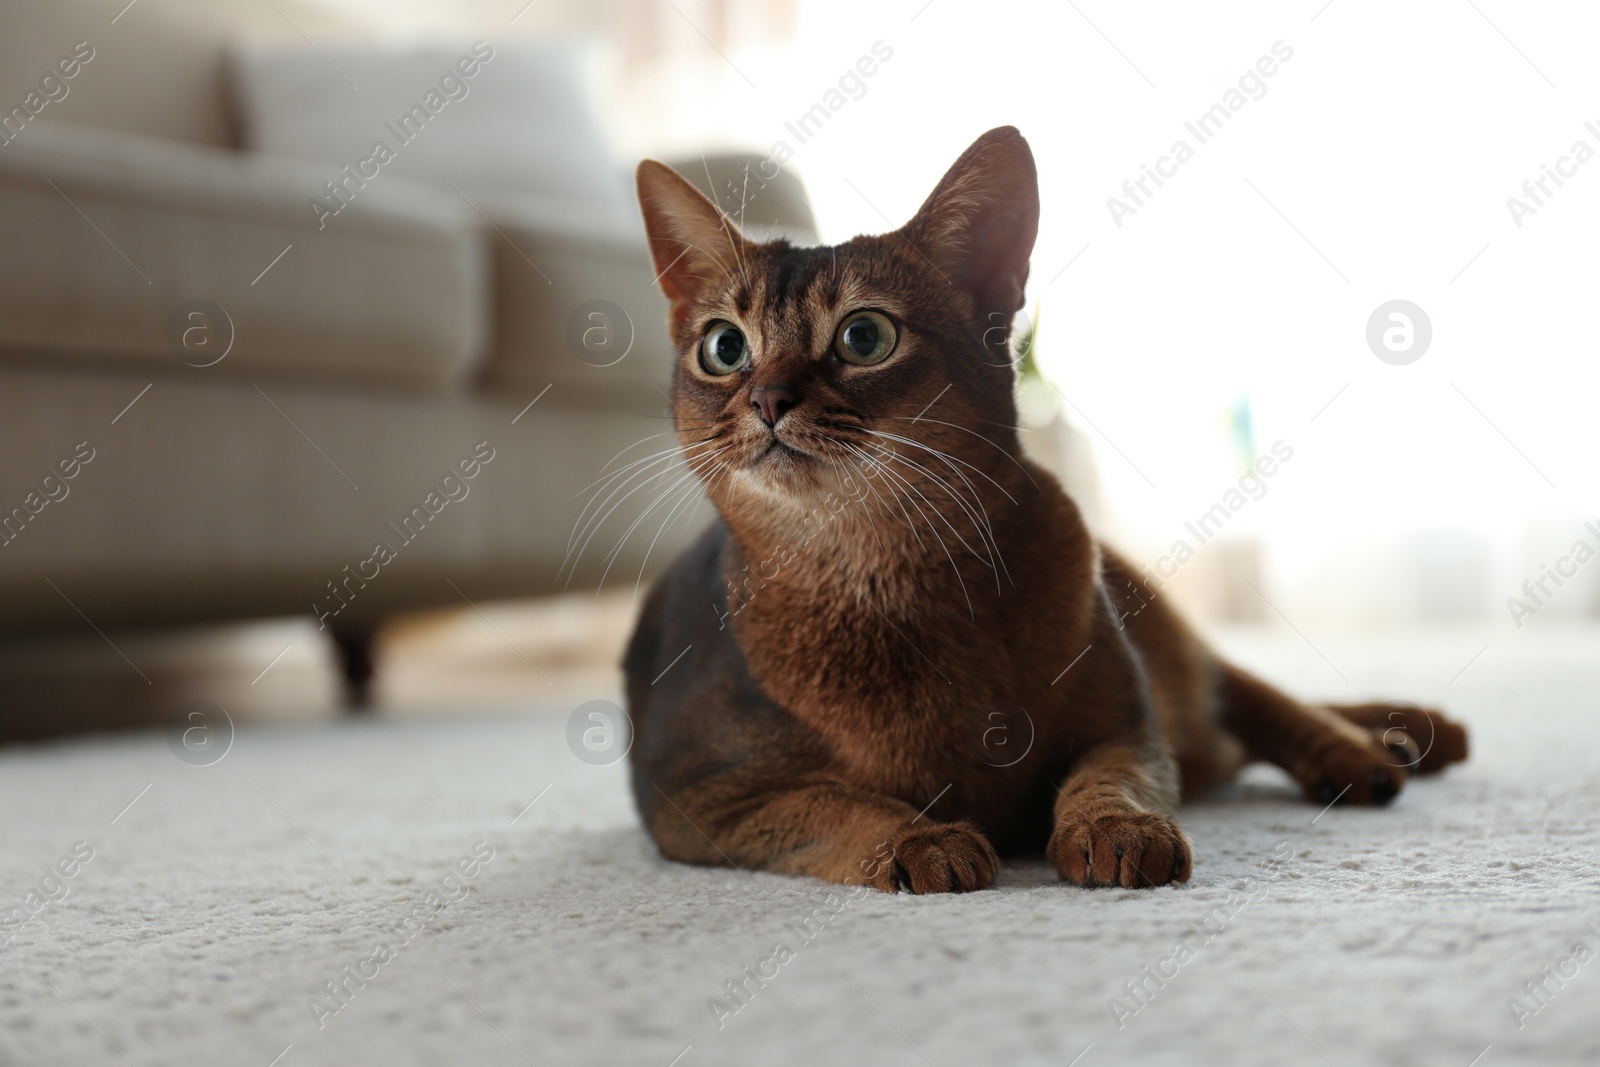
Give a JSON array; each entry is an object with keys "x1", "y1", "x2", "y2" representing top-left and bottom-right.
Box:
[
  {"x1": 228, "y1": 39, "x2": 629, "y2": 207},
  {"x1": 0, "y1": 123, "x2": 488, "y2": 390}
]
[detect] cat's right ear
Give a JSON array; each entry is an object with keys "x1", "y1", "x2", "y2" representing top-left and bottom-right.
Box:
[{"x1": 636, "y1": 160, "x2": 749, "y2": 314}]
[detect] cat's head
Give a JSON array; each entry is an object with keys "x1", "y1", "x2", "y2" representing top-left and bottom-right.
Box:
[{"x1": 636, "y1": 126, "x2": 1038, "y2": 524}]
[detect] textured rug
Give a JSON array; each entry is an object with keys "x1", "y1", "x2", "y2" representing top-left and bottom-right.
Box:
[{"x1": 2, "y1": 623, "x2": 1597, "y2": 1067}]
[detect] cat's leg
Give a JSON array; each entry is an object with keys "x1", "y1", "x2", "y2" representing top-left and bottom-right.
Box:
[
  {"x1": 1326, "y1": 701, "x2": 1470, "y2": 775},
  {"x1": 645, "y1": 776, "x2": 999, "y2": 894},
  {"x1": 1048, "y1": 740, "x2": 1193, "y2": 888},
  {"x1": 1216, "y1": 663, "x2": 1408, "y2": 806}
]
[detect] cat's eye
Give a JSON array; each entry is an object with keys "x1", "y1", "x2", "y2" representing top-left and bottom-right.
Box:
[
  {"x1": 700, "y1": 321, "x2": 750, "y2": 375},
  {"x1": 834, "y1": 310, "x2": 897, "y2": 366}
]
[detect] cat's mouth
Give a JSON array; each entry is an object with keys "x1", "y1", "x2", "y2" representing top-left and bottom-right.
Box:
[{"x1": 753, "y1": 438, "x2": 809, "y2": 466}]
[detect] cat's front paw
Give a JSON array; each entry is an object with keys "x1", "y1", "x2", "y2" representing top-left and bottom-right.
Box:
[
  {"x1": 1049, "y1": 809, "x2": 1192, "y2": 888},
  {"x1": 1370, "y1": 703, "x2": 1470, "y2": 775},
  {"x1": 1300, "y1": 738, "x2": 1408, "y2": 807},
  {"x1": 869, "y1": 822, "x2": 998, "y2": 895}
]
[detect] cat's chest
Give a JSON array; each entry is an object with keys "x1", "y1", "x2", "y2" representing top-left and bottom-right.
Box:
[{"x1": 732, "y1": 586, "x2": 1015, "y2": 758}]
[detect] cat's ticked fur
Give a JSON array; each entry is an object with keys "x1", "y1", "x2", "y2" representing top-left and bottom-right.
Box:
[{"x1": 622, "y1": 127, "x2": 1468, "y2": 893}]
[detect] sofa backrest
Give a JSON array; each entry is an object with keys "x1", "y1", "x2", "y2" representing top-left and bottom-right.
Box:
[
  {"x1": 228, "y1": 39, "x2": 630, "y2": 207},
  {"x1": 0, "y1": 0, "x2": 355, "y2": 150}
]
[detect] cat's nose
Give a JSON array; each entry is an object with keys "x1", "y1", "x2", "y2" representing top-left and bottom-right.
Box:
[{"x1": 749, "y1": 384, "x2": 797, "y2": 428}]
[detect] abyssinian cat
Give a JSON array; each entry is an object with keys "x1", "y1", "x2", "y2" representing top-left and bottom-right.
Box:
[{"x1": 622, "y1": 127, "x2": 1468, "y2": 893}]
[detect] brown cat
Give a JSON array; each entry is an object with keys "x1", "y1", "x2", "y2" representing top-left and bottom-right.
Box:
[{"x1": 622, "y1": 127, "x2": 1468, "y2": 894}]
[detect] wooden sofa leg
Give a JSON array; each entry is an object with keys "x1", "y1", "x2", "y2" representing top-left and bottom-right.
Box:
[{"x1": 328, "y1": 623, "x2": 379, "y2": 712}]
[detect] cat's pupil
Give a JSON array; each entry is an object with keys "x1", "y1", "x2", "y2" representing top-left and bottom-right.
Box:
[
  {"x1": 844, "y1": 319, "x2": 879, "y2": 357},
  {"x1": 715, "y1": 330, "x2": 746, "y2": 365}
]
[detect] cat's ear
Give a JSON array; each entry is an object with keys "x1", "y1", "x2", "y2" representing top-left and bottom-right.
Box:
[
  {"x1": 899, "y1": 126, "x2": 1039, "y2": 324},
  {"x1": 636, "y1": 160, "x2": 750, "y2": 313}
]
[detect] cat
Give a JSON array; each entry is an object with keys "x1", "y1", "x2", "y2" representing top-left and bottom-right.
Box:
[{"x1": 622, "y1": 126, "x2": 1469, "y2": 893}]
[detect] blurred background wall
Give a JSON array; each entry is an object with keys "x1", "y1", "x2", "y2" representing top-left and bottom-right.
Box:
[
  {"x1": 271, "y1": 0, "x2": 1600, "y2": 631},
  {"x1": 1, "y1": 0, "x2": 1593, "y2": 742}
]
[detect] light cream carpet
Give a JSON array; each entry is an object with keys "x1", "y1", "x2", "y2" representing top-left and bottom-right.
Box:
[{"x1": 2, "y1": 624, "x2": 1596, "y2": 1066}]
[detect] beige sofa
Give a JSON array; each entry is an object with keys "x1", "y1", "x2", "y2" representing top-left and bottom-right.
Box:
[{"x1": 0, "y1": 1, "x2": 814, "y2": 701}]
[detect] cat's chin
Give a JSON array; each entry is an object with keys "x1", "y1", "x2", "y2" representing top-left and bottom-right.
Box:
[{"x1": 732, "y1": 443, "x2": 829, "y2": 498}]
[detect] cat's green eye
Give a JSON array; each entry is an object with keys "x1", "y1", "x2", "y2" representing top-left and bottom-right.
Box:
[
  {"x1": 834, "y1": 310, "x2": 897, "y2": 366},
  {"x1": 700, "y1": 321, "x2": 749, "y2": 375}
]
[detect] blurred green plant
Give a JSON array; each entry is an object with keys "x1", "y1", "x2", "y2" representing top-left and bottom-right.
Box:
[
  {"x1": 1015, "y1": 314, "x2": 1041, "y2": 385},
  {"x1": 1225, "y1": 392, "x2": 1256, "y2": 475},
  {"x1": 1013, "y1": 309, "x2": 1058, "y2": 429}
]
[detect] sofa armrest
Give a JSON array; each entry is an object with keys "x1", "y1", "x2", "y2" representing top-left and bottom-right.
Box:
[{"x1": 0, "y1": 123, "x2": 488, "y2": 390}]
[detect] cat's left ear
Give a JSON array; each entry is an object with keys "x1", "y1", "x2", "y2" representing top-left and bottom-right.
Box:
[{"x1": 899, "y1": 126, "x2": 1039, "y2": 325}]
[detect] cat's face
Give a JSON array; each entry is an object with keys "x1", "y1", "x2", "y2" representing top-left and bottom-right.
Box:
[{"x1": 637, "y1": 127, "x2": 1039, "y2": 524}]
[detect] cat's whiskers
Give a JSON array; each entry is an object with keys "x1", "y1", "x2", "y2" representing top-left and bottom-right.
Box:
[
  {"x1": 866, "y1": 428, "x2": 1019, "y2": 505},
  {"x1": 876, "y1": 463, "x2": 976, "y2": 619},
  {"x1": 864, "y1": 431, "x2": 1000, "y2": 537},
  {"x1": 592, "y1": 444, "x2": 732, "y2": 594},
  {"x1": 863, "y1": 438, "x2": 997, "y2": 561},
  {"x1": 578, "y1": 434, "x2": 715, "y2": 501},
  {"x1": 579, "y1": 423, "x2": 729, "y2": 496},
  {"x1": 563, "y1": 438, "x2": 728, "y2": 584},
  {"x1": 631, "y1": 452, "x2": 728, "y2": 602},
  {"x1": 847, "y1": 443, "x2": 974, "y2": 618},
  {"x1": 824, "y1": 452, "x2": 885, "y2": 554},
  {"x1": 849, "y1": 454, "x2": 907, "y2": 548},
  {"x1": 843, "y1": 443, "x2": 925, "y2": 546},
  {"x1": 862, "y1": 429, "x2": 1011, "y2": 589},
  {"x1": 567, "y1": 452, "x2": 687, "y2": 566},
  {"x1": 865, "y1": 444, "x2": 994, "y2": 580},
  {"x1": 882, "y1": 415, "x2": 1039, "y2": 490},
  {"x1": 619, "y1": 411, "x2": 725, "y2": 424},
  {"x1": 567, "y1": 441, "x2": 716, "y2": 559},
  {"x1": 582, "y1": 430, "x2": 709, "y2": 490}
]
